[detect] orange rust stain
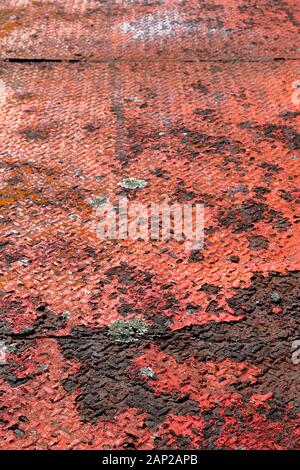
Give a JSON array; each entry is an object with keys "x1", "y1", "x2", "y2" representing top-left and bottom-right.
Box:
[{"x1": 0, "y1": 187, "x2": 45, "y2": 206}]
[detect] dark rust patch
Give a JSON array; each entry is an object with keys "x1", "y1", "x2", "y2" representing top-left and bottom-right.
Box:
[
  {"x1": 58, "y1": 271, "x2": 299, "y2": 425},
  {"x1": 178, "y1": 128, "x2": 245, "y2": 156},
  {"x1": 164, "y1": 271, "x2": 300, "y2": 408},
  {"x1": 191, "y1": 80, "x2": 209, "y2": 94},
  {"x1": 0, "y1": 294, "x2": 67, "y2": 338},
  {"x1": 247, "y1": 235, "x2": 269, "y2": 250},
  {"x1": 218, "y1": 199, "x2": 291, "y2": 232},
  {"x1": 0, "y1": 339, "x2": 37, "y2": 388},
  {"x1": 59, "y1": 329, "x2": 199, "y2": 425},
  {"x1": 19, "y1": 127, "x2": 50, "y2": 141},
  {"x1": 256, "y1": 124, "x2": 300, "y2": 150},
  {"x1": 193, "y1": 108, "x2": 218, "y2": 122}
]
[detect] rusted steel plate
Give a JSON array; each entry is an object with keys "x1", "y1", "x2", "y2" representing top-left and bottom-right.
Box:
[
  {"x1": 0, "y1": 0, "x2": 299, "y2": 60},
  {"x1": 0, "y1": 61, "x2": 299, "y2": 335},
  {"x1": 0, "y1": 0, "x2": 110, "y2": 60},
  {"x1": 109, "y1": 0, "x2": 300, "y2": 60},
  {"x1": 0, "y1": 333, "x2": 299, "y2": 449},
  {"x1": 0, "y1": 62, "x2": 116, "y2": 335},
  {"x1": 0, "y1": 60, "x2": 299, "y2": 449}
]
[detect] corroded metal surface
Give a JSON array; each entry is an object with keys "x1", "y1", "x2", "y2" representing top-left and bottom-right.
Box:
[
  {"x1": 0, "y1": 1, "x2": 299, "y2": 451},
  {"x1": 0, "y1": 0, "x2": 299, "y2": 59}
]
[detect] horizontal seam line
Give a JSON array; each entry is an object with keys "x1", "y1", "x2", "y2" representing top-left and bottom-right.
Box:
[{"x1": 1, "y1": 57, "x2": 300, "y2": 64}]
